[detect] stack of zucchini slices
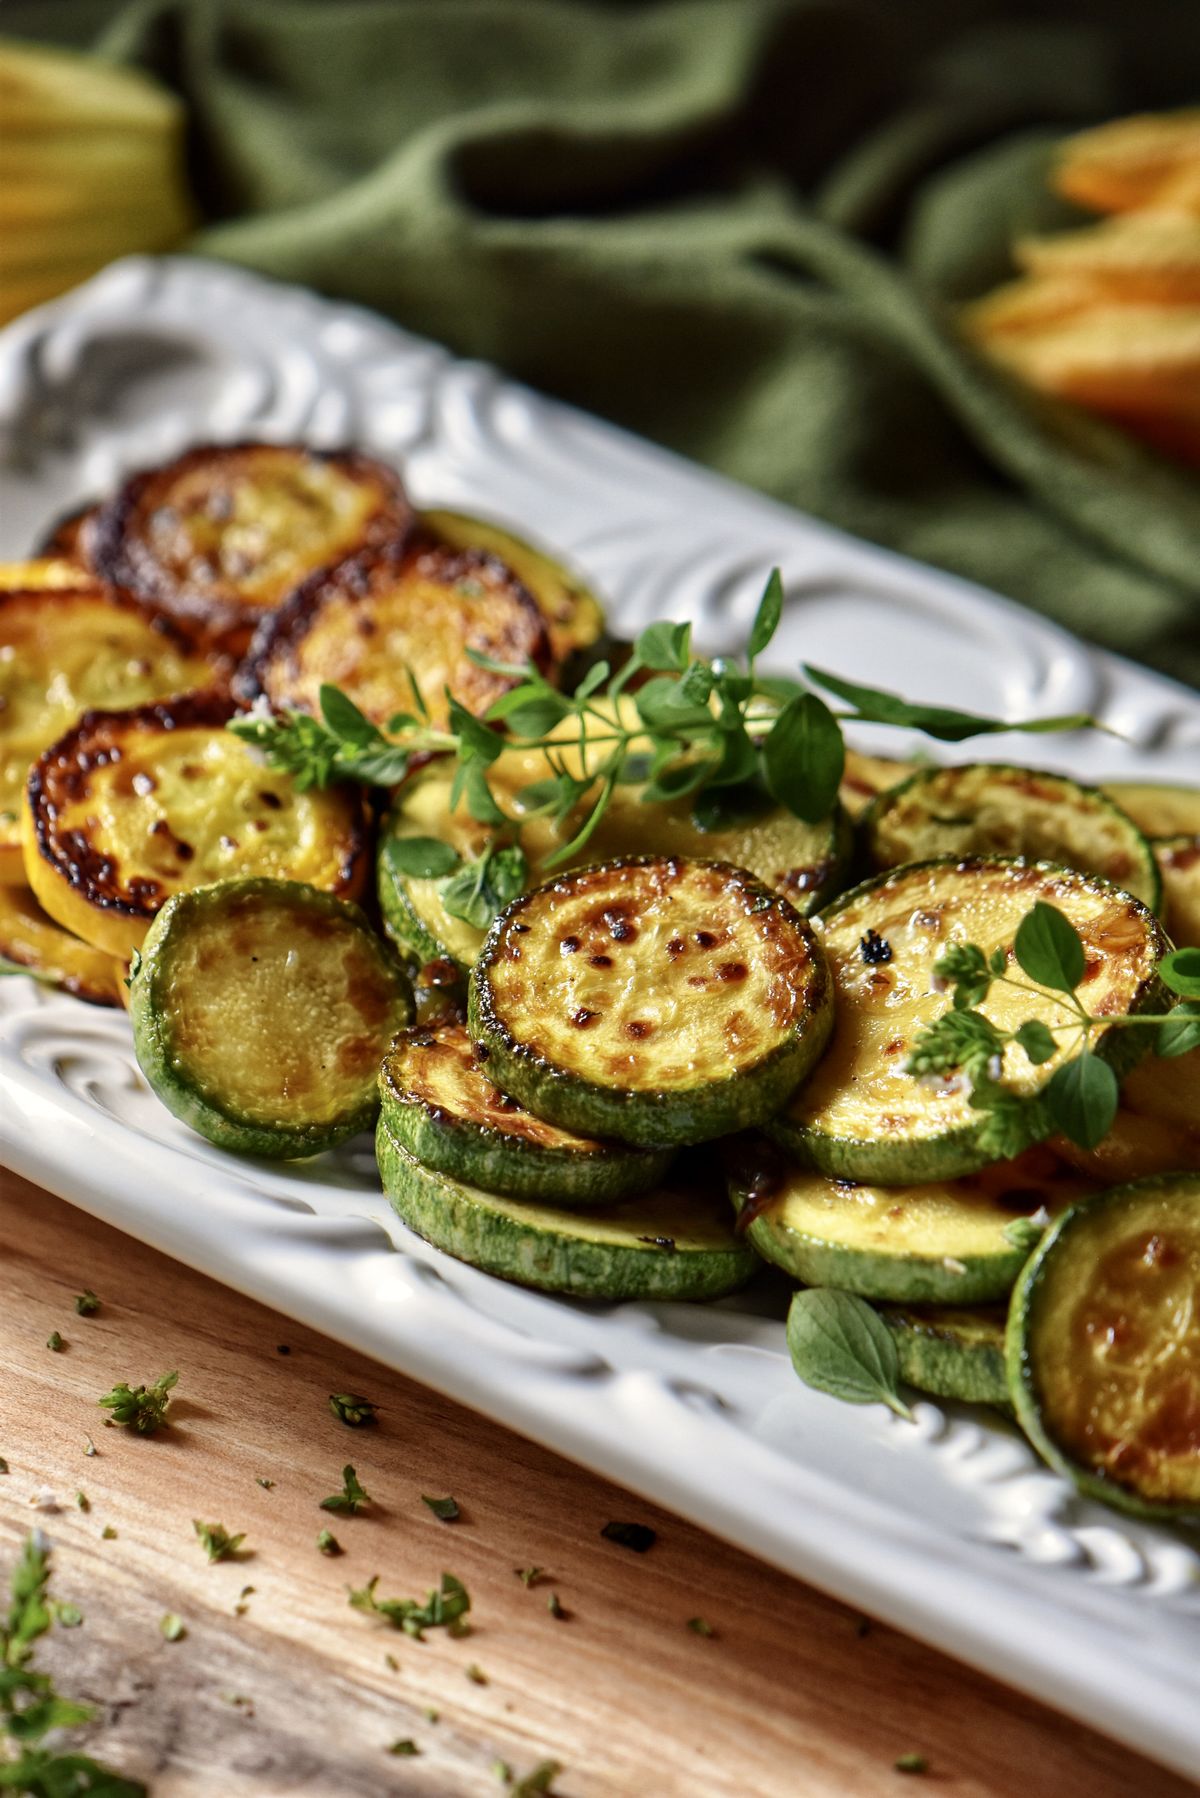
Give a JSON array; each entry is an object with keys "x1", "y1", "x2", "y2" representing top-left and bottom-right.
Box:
[{"x1": 5, "y1": 434, "x2": 1199, "y2": 1525}]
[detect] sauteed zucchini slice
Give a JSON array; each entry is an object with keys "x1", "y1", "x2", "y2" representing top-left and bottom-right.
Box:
[
  {"x1": 35, "y1": 503, "x2": 101, "y2": 567},
  {"x1": 727, "y1": 1140, "x2": 1091, "y2": 1302},
  {"x1": 469, "y1": 857, "x2": 833, "y2": 1149},
  {"x1": 1007, "y1": 1173, "x2": 1200, "y2": 1520},
  {"x1": 239, "y1": 540, "x2": 549, "y2": 731},
  {"x1": 0, "y1": 882, "x2": 122, "y2": 1007},
  {"x1": 379, "y1": 704, "x2": 851, "y2": 970},
  {"x1": 380, "y1": 1020, "x2": 670, "y2": 1203},
  {"x1": 879, "y1": 1304, "x2": 1010, "y2": 1409},
  {"x1": 769, "y1": 859, "x2": 1168, "y2": 1184},
  {"x1": 92, "y1": 442, "x2": 413, "y2": 647},
  {"x1": 1101, "y1": 780, "x2": 1200, "y2": 841},
  {"x1": 421, "y1": 509, "x2": 606, "y2": 669},
  {"x1": 0, "y1": 554, "x2": 98, "y2": 592},
  {"x1": 1156, "y1": 833, "x2": 1200, "y2": 948},
  {"x1": 377, "y1": 1122, "x2": 756, "y2": 1300},
  {"x1": 130, "y1": 878, "x2": 412, "y2": 1158},
  {"x1": 0, "y1": 577, "x2": 216, "y2": 883},
  {"x1": 23, "y1": 692, "x2": 368, "y2": 957},
  {"x1": 861, "y1": 764, "x2": 1161, "y2": 912}
]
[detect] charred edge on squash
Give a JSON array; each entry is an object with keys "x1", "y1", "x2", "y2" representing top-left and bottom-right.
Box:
[
  {"x1": 90, "y1": 441, "x2": 416, "y2": 633},
  {"x1": 24, "y1": 690, "x2": 369, "y2": 919}
]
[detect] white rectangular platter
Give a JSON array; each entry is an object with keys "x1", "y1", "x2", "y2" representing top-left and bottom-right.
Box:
[{"x1": 2, "y1": 257, "x2": 1198, "y2": 1780}]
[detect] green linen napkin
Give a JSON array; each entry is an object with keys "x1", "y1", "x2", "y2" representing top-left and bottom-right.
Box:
[{"x1": 5, "y1": 0, "x2": 1199, "y2": 686}]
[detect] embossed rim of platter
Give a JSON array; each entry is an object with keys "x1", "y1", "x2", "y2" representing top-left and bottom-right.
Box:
[{"x1": 1, "y1": 258, "x2": 1198, "y2": 1782}]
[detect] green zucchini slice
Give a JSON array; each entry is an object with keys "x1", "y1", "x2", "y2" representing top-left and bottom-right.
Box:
[
  {"x1": 727, "y1": 1139, "x2": 1092, "y2": 1303},
  {"x1": 377, "y1": 1120, "x2": 758, "y2": 1301},
  {"x1": 379, "y1": 1019, "x2": 671, "y2": 1203},
  {"x1": 769, "y1": 858, "x2": 1168, "y2": 1184},
  {"x1": 879, "y1": 1305, "x2": 1010, "y2": 1408},
  {"x1": 378, "y1": 714, "x2": 851, "y2": 972},
  {"x1": 860, "y1": 763, "x2": 1161, "y2": 912},
  {"x1": 1102, "y1": 780, "x2": 1200, "y2": 841},
  {"x1": 130, "y1": 878, "x2": 412, "y2": 1158},
  {"x1": 420, "y1": 508, "x2": 607, "y2": 669},
  {"x1": 469, "y1": 857, "x2": 833, "y2": 1149},
  {"x1": 1007, "y1": 1173, "x2": 1200, "y2": 1520},
  {"x1": 1156, "y1": 833, "x2": 1200, "y2": 949}
]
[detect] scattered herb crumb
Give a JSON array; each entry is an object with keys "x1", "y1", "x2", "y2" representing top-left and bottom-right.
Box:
[
  {"x1": 320, "y1": 1464, "x2": 370, "y2": 1516},
  {"x1": 511, "y1": 1761, "x2": 562, "y2": 1796},
  {"x1": 235, "y1": 1584, "x2": 255, "y2": 1616},
  {"x1": 686, "y1": 1616, "x2": 715, "y2": 1638},
  {"x1": 54, "y1": 1601, "x2": 83, "y2": 1628},
  {"x1": 276, "y1": 1345, "x2": 290, "y2": 1355},
  {"x1": 387, "y1": 1740, "x2": 419, "y2": 1757},
  {"x1": 546, "y1": 1592, "x2": 567, "y2": 1620},
  {"x1": 46, "y1": 1332, "x2": 64, "y2": 1352},
  {"x1": 600, "y1": 1520, "x2": 656, "y2": 1553},
  {"x1": 83, "y1": 1436, "x2": 96, "y2": 1457},
  {"x1": 860, "y1": 928, "x2": 893, "y2": 966},
  {"x1": 421, "y1": 1494, "x2": 460, "y2": 1523},
  {"x1": 514, "y1": 1565, "x2": 543, "y2": 1587},
  {"x1": 101, "y1": 1525, "x2": 117, "y2": 1540},
  {"x1": 384, "y1": 1652, "x2": 399, "y2": 1672},
  {"x1": 465, "y1": 1663, "x2": 487, "y2": 1685},
  {"x1": 75, "y1": 1491, "x2": 89, "y2": 1512},
  {"x1": 316, "y1": 1528, "x2": 342, "y2": 1556},
  {"x1": 98, "y1": 1370, "x2": 177, "y2": 1434},
  {"x1": 0, "y1": 1459, "x2": 7, "y2": 1475},
  {"x1": 256, "y1": 1477, "x2": 275, "y2": 1490},
  {"x1": 74, "y1": 1290, "x2": 100, "y2": 1316},
  {"x1": 895, "y1": 1753, "x2": 928, "y2": 1775},
  {"x1": 349, "y1": 1571, "x2": 470, "y2": 1639},
  {"x1": 492, "y1": 1759, "x2": 512, "y2": 1784},
  {"x1": 423, "y1": 1707, "x2": 439, "y2": 1724},
  {"x1": 160, "y1": 1613, "x2": 186, "y2": 1642},
  {"x1": 222, "y1": 1693, "x2": 254, "y2": 1714},
  {"x1": 194, "y1": 1520, "x2": 247, "y2": 1563},
  {"x1": 329, "y1": 1393, "x2": 377, "y2": 1427}
]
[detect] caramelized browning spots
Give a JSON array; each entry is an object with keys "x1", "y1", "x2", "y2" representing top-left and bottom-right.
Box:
[
  {"x1": 482, "y1": 857, "x2": 823, "y2": 1092},
  {"x1": 1030, "y1": 1189, "x2": 1200, "y2": 1504},
  {"x1": 788, "y1": 859, "x2": 1161, "y2": 1143},
  {"x1": 91, "y1": 443, "x2": 414, "y2": 640},
  {"x1": 0, "y1": 584, "x2": 218, "y2": 859},
  {"x1": 28, "y1": 692, "x2": 366, "y2": 920},
  {"x1": 384, "y1": 1020, "x2": 605, "y2": 1150},
  {"x1": 867, "y1": 764, "x2": 1159, "y2": 908},
  {"x1": 238, "y1": 540, "x2": 549, "y2": 731},
  {"x1": 36, "y1": 503, "x2": 102, "y2": 568},
  {"x1": 165, "y1": 886, "x2": 407, "y2": 1127}
]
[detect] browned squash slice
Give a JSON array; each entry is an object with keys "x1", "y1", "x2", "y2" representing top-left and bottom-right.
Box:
[
  {"x1": 239, "y1": 540, "x2": 550, "y2": 731},
  {"x1": 22, "y1": 691, "x2": 368, "y2": 957},
  {"x1": 1157, "y1": 834, "x2": 1200, "y2": 949},
  {"x1": 1052, "y1": 1045, "x2": 1200, "y2": 1183},
  {"x1": 91, "y1": 442, "x2": 414, "y2": 648},
  {"x1": 0, "y1": 555, "x2": 99, "y2": 592},
  {"x1": 35, "y1": 503, "x2": 102, "y2": 570},
  {"x1": 838, "y1": 749, "x2": 916, "y2": 820},
  {"x1": 0, "y1": 882, "x2": 123, "y2": 1006},
  {"x1": 0, "y1": 580, "x2": 217, "y2": 884}
]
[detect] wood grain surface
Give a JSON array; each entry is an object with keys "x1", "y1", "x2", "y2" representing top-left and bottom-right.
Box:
[{"x1": 0, "y1": 1165, "x2": 1184, "y2": 1798}]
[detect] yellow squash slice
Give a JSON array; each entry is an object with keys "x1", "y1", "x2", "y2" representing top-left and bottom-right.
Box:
[
  {"x1": 0, "y1": 882, "x2": 122, "y2": 1006},
  {"x1": 23, "y1": 692, "x2": 368, "y2": 957},
  {"x1": 239, "y1": 539, "x2": 550, "y2": 731},
  {"x1": 91, "y1": 442, "x2": 414, "y2": 648},
  {"x1": 0, "y1": 578, "x2": 216, "y2": 883}
]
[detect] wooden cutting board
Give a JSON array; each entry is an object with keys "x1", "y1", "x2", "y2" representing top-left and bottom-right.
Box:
[{"x1": 0, "y1": 1166, "x2": 1186, "y2": 1797}]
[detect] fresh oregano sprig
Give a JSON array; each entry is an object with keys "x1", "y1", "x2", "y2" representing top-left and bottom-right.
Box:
[
  {"x1": 228, "y1": 567, "x2": 1103, "y2": 854},
  {"x1": 908, "y1": 910, "x2": 1198, "y2": 1156}
]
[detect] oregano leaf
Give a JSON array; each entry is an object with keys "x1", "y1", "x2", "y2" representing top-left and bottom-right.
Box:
[
  {"x1": 1158, "y1": 947, "x2": 1200, "y2": 999},
  {"x1": 786, "y1": 1289, "x2": 914, "y2": 1420},
  {"x1": 801, "y1": 667, "x2": 1104, "y2": 742},
  {"x1": 761, "y1": 693, "x2": 844, "y2": 824},
  {"x1": 1014, "y1": 1019, "x2": 1057, "y2": 1066},
  {"x1": 1013, "y1": 903, "x2": 1086, "y2": 994},
  {"x1": 1157, "y1": 1001, "x2": 1200, "y2": 1058},
  {"x1": 1043, "y1": 1051, "x2": 1119, "y2": 1150},
  {"x1": 382, "y1": 837, "x2": 461, "y2": 880},
  {"x1": 748, "y1": 568, "x2": 784, "y2": 661},
  {"x1": 634, "y1": 620, "x2": 691, "y2": 672}
]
